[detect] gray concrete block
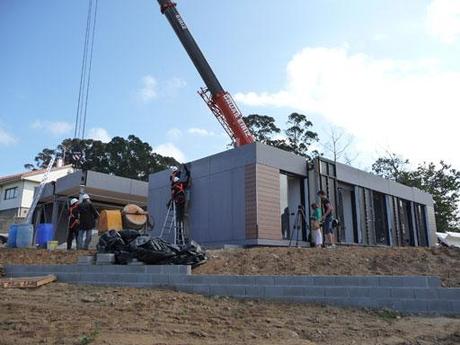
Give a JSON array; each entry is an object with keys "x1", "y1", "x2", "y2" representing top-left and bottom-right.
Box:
[
  {"x1": 264, "y1": 286, "x2": 284, "y2": 298},
  {"x1": 313, "y1": 276, "x2": 336, "y2": 286},
  {"x1": 347, "y1": 298, "x2": 379, "y2": 309},
  {"x1": 402, "y1": 276, "x2": 429, "y2": 288},
  {"x1": 437, "y1": 288, "x2": 460, "y2": 300},
  {"x1": 426, "y1": 277, "x2": 441, "y2": 288},
  {"x1": 369, "y1": 288, "x2": 391, "y2": 299},
  {"x1": 334, "y1": 276, "x2": 363, "y2": 286},
  {"x1": 175, "y1": 284, "x2": 211, "y2": 296},
  {"x1": 374, "y1": 299, "x2": 404, "y2": 310},
  {"x1": 324, "y1": 287, "x2": 349, "y2": 298},
  {"x1": 245, "y1": 286, "x2": 265, "y2": 298},
  {"x1": 401, "y1": 300, "x2": 428, "y2": 313},
  {"x1": 450, "y1": 301, "x2": 460, "y2": 314},
  {"x1": 282, "y1": 286, "x2": 308, "y2": 296},
  {"x1": 426, "y1": 300, "x2": 453, "y2": 314},
  {"x1": 77, "y1": 256, "x2": 95, "y2": 264},
  {"x1": 378, "y1": 276, "x2": 405, "y2": 287},
  {"x1": 209, "y1": 285, "x2": 246, "y2": 297},
  {"x1": 145, "y1": 265, "x2": 191, "y2": 275},
  {"x1": 254, "y1": 276, "x2": 275, "y2": 285},
  {"x1": 414, "y1": 289, "x2": 438, "y2": 299},
  {"x1": 275, "y1": 276, "x2": 315, "y2": 286},
  {"x1": 168, "y1": 275, "x2": 192, "y2": 285},
  {"x1": 390, "y1": 288, "x2": 415, "y2": 299},
  {"x1": 96, "y1": 253, "x2": 115, "y2": 264},
  {"x1": 348, "y1": 287, "x2": 370, "y2": 298}
]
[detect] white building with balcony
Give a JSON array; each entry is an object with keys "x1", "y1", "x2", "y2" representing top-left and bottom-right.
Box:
[{"x1": 0, "y1": 165, "x2": 74, "y2": 233}]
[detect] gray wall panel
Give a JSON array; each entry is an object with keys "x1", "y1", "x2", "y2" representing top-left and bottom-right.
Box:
[
  {"x1": 336, "y1": 162, "x2": 433, "y2": 207},
  {"x1": 256, "y1": 143, "x2": 307, "y2": 176},
  {"x1": 54, "y1": 171, "x2": 84, "y2": 194}
]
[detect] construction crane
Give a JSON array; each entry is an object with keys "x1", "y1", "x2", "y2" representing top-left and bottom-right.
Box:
[{"x1": 157, "y1": 0, "x2": 255, "y2": 147}]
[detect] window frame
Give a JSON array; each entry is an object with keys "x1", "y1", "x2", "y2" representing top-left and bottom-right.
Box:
[{"x1": 4, "y1": 187, "x2": 18, "y2": 200}]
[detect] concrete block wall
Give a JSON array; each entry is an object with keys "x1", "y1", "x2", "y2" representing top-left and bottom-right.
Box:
[{"x1": 4, "y1": 264, "x2": 459, "y2": 315}]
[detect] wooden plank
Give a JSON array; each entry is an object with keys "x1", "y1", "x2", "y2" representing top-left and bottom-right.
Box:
[{"x1": 0, "y1": 275, "x2": 56, "y2": 288}]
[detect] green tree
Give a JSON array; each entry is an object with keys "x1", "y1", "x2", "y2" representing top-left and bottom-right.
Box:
[
  {"x1": 371, "y1": 152, "x2": 412, "y2": 183},
  {"x1": 372, "y1": 153, "x2": 460, "y2": 232},
  {"x1": 243, "y1": 112, "x2": 319, "y2": 158},
  {"x1": 243, "y1": 114, "x2": 281, "y2": 144},
  {"x1": 26, "y1": 135, "x2": 179, "y2": 181},
  {"x1": 283, "y1": 113, "x2": 319, "y2": 158}
]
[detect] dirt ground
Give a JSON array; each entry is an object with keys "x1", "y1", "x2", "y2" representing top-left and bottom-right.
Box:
[
  {"x1": 1, "y1": 246, "x2": 460, "y2": 287},
  {"x1": 0, "y1": 282, "x2": 459, "y2": 345}
]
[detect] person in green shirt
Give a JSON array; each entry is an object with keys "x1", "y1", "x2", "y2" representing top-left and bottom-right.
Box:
[{"x1": 310, "y1": 203, "x2": 323, "y2": 247}]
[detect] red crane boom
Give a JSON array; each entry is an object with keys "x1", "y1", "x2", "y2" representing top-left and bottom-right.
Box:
[{"x1": 157, "y1": 0, "x2": 255, "y2": 147}]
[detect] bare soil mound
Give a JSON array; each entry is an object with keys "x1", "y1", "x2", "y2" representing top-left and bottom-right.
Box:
[
  {"x1": 0, "y1": 248, "x2": 95, "y2": 265},
  {"x1": 194, "y1": 246, "x2": 460, "y2": 287},
  {"x1": 1, "y1": 283, "x2": 459, "y2": 345}
]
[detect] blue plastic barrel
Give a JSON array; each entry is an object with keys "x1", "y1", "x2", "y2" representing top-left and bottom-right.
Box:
[
  {"x1": 35, "y1": 223, "x2": 54, "y2": 248},
  {"x1": 7, "y1": 224, "x2": 18, "y2": 248},
  {"x1": 15, "y1": 224, "x2": 34, "y2": 248}
]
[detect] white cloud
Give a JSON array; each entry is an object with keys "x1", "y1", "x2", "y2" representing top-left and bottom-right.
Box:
[
  {"x1": 167, "y1": 128, "x2": 183, "y2": 140},
  {"x1": 87, "y1": 127, "x2": 111, "y2": 142},
  {"x1": 136, "y1": 76, "x2": 186, "y2": 103},
  {"x1": 372, "y1": 33, "x2": 389, "y2": 41},
  {"x1": 235, "y1": 46, "x2": 460, "y2": 168},
  {"x1": 426, "y1": 0, "x2": 460, "y2": 44},
  {"x1": 32, "y1": 120, "x2": 72, "y2": 135},
  {"x1": 188, "y1": 128, "x2": 215, "y2": 136},
  {"x1": 153, "y1": 142, "x2": 185, "y2": 162},
  {"x1": 138, "y1": 75, "x2": 158, "y2": 102},
  {"x1": 0, "y1": 126, "x2": 16, "y2": 145},
  {"x1": 166, "y1": 77, "x2": 187, "y2": 90}
]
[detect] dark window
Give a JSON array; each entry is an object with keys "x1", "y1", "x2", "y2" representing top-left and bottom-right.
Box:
[
  {"x1": 373, "y1": 191, "x2": 389, "y2": 245},
  {"x1": 4, "y1": 187, "x2": 18, "y2": 200}
]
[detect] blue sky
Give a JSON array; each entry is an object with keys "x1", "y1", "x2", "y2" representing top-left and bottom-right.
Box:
[{"x1": 1, "y1": 0, "x2": 460, "y2": 176}]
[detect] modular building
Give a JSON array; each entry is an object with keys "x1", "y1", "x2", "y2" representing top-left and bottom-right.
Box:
[
  {"x1": 36, "y1": 170, "x2": 148, "y2": 244},
  {"x1": 148, "y1": 143, "x2": 437, "y2": 248}
]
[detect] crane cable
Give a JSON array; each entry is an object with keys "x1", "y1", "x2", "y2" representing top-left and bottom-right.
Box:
[{"x1": 74, "y1": 0, "x2": 98, "y2": 140}]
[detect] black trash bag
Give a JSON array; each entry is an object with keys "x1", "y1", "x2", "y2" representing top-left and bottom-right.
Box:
[
  {"x1": 118, "y1": 229, "x2": 140, "y2": 244},
  {"x1": 114, "y1": 250, "x2": 135, "y2": 265},
  {"x1": 97, "y1": 230, "x2": 126, "y2": 253},
  {"x1": 131, "y1": 237, "x2": 178, "y2": 264},
  {"x1": 170, "y1": 240, "x2": 207, "y2": 266}
]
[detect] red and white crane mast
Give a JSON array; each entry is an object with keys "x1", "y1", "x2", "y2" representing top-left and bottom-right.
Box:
[{"x1": 157, "y1": 0, "x2": 255, "y2": 147}]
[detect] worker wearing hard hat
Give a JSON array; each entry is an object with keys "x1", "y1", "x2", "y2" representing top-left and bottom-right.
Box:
[
  {"x1": 77, "y1": 193, "x2": 99, "y2": 250},
  {"x1": 67, "y1": 198, "x2": 80, "y2": 250}
]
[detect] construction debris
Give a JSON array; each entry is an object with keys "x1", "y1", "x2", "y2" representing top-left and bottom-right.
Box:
[
  {"x1": 0, "y1": 274, "x2": 56, "y2": 288},
  {"x1": 97, "y1": 229, "x2": 207, "y2": 266}
]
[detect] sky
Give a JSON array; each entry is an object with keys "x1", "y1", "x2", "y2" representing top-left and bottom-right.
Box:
[{"x1": 1, "y1": 0, "x2": 460, "y2": 176}]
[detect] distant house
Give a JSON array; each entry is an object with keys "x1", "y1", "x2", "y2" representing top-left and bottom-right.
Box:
[{"x1": 0, "y1": 165, "x2": 74, "y2": 233}]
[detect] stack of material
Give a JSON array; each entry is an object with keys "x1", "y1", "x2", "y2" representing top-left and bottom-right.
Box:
[
  {"x1": 0, "y1": 275, "x2": 56, "y2": 288},
  {"x1": 122, "y1": 204, "x2": 148, "y2": 230},
  {"x1": 97, "y1": 204, "x2": 149, "y2": 233}
]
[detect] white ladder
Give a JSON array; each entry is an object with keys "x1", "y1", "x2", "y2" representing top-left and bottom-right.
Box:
[
  {"x1": 25, "y1": 156, "x2": 56, "y2": 224},
  {"x1": 159, "y1": 202, "x2": 185, "y2": 246}
]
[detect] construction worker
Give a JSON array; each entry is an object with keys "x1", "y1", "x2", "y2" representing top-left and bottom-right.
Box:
[
  {"x1": 67, "y1": 198, "x2": 80, "y2": 250},
  {"x1": 169, "y1": 166, "x2": 179, "y2": 186},
  {"x1": 77, "y1": 193, "x2": 99, "y2": 250},
  {"x1": 168, "y1": 164, "x2": 191, "y2": 244}
]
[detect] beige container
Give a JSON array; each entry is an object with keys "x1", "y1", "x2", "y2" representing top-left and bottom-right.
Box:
[
  {"x1": 97, "y1": 210, "x2": 123, "y2": 232},
  {"x1": 47, "y1": 240, "x2": 58, "y2": 250}
]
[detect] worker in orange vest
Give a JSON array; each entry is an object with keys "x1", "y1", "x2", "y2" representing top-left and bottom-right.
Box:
[{"x1": 67, "y1": 198, "x2": 80, "y2": 250}]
